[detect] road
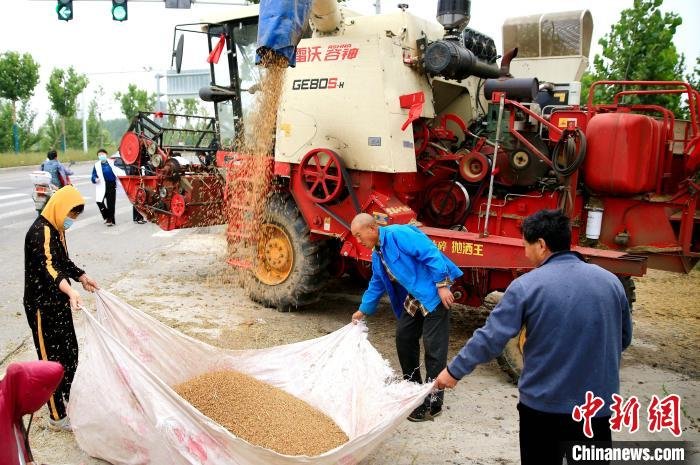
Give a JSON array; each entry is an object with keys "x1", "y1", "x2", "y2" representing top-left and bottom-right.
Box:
[{"x1": 0, "y1": 161, "x2": 183, "y2": 362}]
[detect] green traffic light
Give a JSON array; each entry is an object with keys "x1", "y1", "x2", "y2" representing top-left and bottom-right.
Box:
[
  {"x1": 112, "y1": 5, "x2": 127, "y2": 21},
  {"x1": 56, "y1": 0, "x2": 72, "y2": 21},
  {"x1": 57, "y1": 6, "x2": 71, "y2": 19}
]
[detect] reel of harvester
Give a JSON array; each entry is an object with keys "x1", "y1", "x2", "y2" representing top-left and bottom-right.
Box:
[{"x1": 117, "y1": 111, "x2": 226, "y2": 230}]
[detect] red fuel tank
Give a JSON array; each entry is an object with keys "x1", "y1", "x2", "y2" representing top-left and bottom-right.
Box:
[{"x1": 583, "y1": 113, "x2": 663, "y2": 195}]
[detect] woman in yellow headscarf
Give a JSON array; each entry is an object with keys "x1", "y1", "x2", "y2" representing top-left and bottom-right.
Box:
[{"x1": 23, "y1": 185, "x2": 99, "y2": 431}]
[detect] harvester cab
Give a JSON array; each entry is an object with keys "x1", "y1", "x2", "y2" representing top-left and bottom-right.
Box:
[{"x1": 117, "y1": 0, "x2": 699, "y2": 311}]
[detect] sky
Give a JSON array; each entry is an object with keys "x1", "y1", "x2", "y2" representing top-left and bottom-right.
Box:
[{"x1": 0, "y1": 0, "x2": 698, "y2": 124}]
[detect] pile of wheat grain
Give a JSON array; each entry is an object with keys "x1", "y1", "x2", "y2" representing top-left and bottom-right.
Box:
[{"x1": 174, "y1": 370, "x2": 348, "y2": 456}]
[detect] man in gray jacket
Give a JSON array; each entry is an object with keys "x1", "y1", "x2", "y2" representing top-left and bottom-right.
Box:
[{"x1": 436, "y1": 209, "x2": 632, "y2": 464}]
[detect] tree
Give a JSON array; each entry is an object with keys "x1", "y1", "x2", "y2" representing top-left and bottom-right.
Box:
[
  {"x1": 46, "y1": 67, "x2": 88, "y2": 152},
  {"x1": 0, "y1": 101, "x2": 39, "y2": 152},
  {"x1": 581, "y1": 0, "x2": 686, "y2": 117},
  {"x1": 115, "y1": 84, "x2": 156, "y2": 121},
  {"x1": 0, "y1": 52, "x2": 40, "y2": 152}
]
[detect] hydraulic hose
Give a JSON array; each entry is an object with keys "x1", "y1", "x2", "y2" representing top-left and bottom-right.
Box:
[{"x1": 552, "y1": 129, "x2": 587, "y2": 177}]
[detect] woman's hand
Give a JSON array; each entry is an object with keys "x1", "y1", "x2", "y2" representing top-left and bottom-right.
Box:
[{"x1": 79, "y1": 274, "x2": 99, "y2": 293}]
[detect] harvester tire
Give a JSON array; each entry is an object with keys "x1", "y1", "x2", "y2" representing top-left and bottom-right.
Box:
[
  {"x1": 495, "y1": 276, "x2": 638, "y2": 385},
  {"x1": 247, "y1": 194, "x2": 329, "y2": 311}
]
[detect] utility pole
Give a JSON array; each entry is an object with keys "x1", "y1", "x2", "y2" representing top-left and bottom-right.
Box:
[
  {"x1": 374, "y1": 0, "x2": 380, "y2": 14},
  {"x1": 82, "y1": 91, "x2": 88, "y2": 152}
]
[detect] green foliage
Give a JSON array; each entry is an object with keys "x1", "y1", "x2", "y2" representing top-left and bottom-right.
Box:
[
  {"x1": 115, "y1": 83, "x2": 156, "y2": 120},
  {"x1": 0, "y1": 51, "x2": 40, "y2": 107},
  {"x1": 0, "y1": 100, "x2": 39, "y2": 152},
  {"x1": 0, "y1": 149, "x2": 100, "y2": 168},
  {"x1": 581, "y1": 0, "x2": 687, "y2": 117},
  {"x1": 38, "y1": 114, "x2": 85, "y2": 151},
  {"x1": 103, "y1": 118, "x2": 129, "y2": 145},
  {"x1": 46, "y1": 67, "x2": 88, "y2": 118},
  {"x1": 87, "y1": 99, "x2": 112, "y2": 148}
]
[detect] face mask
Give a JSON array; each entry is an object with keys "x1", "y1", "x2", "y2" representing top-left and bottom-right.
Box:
[
  {"x1": 63, "y1": 218, "x2": 74, "y2": 230},
  {"x1": 98, "y1": 154, "x2": 108, "y2": 162}
]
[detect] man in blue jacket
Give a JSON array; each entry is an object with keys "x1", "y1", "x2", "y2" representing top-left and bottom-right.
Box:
[
  {"x1": 350, "y1": 213, "x2": 463, "y2": 422},
  {"x1": 435, "y1": 209, "x2": 632, "y2": 464}
]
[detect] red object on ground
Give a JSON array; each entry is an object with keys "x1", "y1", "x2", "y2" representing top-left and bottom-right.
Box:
[{"x1": 0, "y1": 361, "x2": 64, "y2": 465}]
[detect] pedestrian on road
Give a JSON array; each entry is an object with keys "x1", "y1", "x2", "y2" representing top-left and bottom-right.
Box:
[
  {"x1": 40, "y1": 150, "x2": 73, "y2": 188},
  {"x1": 125, "y1": 163, "x2": 146, "y2": 224},
  {"x1": 435, "y1": 209, "x2": 632, "y2": 465},
  {"x1": 350, "y1": 213, "x2": 462, "y2": 422},
  {"x1": 91, "y1": 149, "x2": 124, "y2": 227},
  {"x1": 23, "y1": 185, "x2": 99, "y2": 432}
]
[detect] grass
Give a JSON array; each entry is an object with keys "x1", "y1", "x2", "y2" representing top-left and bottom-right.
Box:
[{"x1": 0, "y1": 150, "x2": 105, "y2": 168}]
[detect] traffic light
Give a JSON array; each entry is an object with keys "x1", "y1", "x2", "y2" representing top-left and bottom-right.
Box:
[
  {"x1": 112, "y1": 0, "x2": 128, "y2": 21},
  {"x1": 56, "y1": 0, "x2": 73, "y2": 21}
]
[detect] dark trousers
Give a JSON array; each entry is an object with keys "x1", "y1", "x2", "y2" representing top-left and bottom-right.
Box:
[
  {"x1": 395, "y1": 303, "x2": 449, "y2": 408},
  {"x1": 518, "y1": 402, "x2": 612, "y2": 465},
  {"x1": 133, "y1": 206, "x2": 144, "y2": 222},
  {"x1": 24, "y1": 303, "x2": 79, "y2": 421},
  {"x1": 97, "y1": 181, "x2": 117, "y2": 224}
]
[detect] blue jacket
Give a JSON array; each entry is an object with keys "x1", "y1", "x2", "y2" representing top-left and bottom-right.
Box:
[
  {"x1": 40, "y1": 159, "x2": 73, "y2": 187},
  {"x1": 447, "y1": 251, "x2": 632, "y2": 415},
  {"x1": 359, "y1": 225, "x2": 463, "y2": 318},
  {"x1": 91, "y1": 162, "x2": 116, "y2": 183}
]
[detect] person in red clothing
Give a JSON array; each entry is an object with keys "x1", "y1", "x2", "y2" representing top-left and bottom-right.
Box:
[{"x1": 0, "y1": 360, "x2": 64, "y2": 465}]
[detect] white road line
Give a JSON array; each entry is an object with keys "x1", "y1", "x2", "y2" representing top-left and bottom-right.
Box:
[
  {"x1": 0, "y1": 197, "x2": 33, "y2": 209},
  {"x1": 0, "y1": 187, "x2": 13, "y2": 190},
  {"x1": 70, "y1": 206, "x2": 133, "y2": 232},
  {"x1": 153, "y1": 229, "x2": 180, "y2": 237},
  {"x1": 0, "y1": 208, "x2": 36, "y2": 220},
  {"x1": 0, "y1": 193, "x2": 28, "y2": 201}
]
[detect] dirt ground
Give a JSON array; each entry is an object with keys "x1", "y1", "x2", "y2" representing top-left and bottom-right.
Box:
[{"x1": 4, "y1": 230, "x2": 699, "y2": 464}]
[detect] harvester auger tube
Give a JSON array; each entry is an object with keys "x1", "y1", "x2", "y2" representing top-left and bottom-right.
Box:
[{"x1": 256, "y1": 0, "x2": 313, "y2": 67}]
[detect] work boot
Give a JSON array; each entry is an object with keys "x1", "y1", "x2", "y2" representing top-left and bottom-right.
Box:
[
  {"x1": 48, "y1": 416, "x2": 72, "y2": 432},
  {"x1": 407, "y1": 403, "x2": 442, "y2": 422}
]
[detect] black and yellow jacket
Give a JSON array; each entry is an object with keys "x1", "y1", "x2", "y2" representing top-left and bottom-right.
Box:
[{"x1": 23, "y1": 186, "x2": 85, "y2": 309}]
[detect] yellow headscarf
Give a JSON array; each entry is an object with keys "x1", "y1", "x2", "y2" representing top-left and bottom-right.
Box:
[{"x1": 41, "y1": 185, "x2": 85, "y2": 232}]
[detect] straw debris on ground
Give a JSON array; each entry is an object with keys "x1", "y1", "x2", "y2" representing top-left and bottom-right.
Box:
[{"x1": 174, "y1": 369, "x2": 349, "y2": 456}]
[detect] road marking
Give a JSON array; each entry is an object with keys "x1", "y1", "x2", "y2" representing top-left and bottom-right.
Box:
[
  {"x1": 153, "y1": 229, "x2": 180, "y2": 237},
  {"x1": 0, "y1": 197, "x2": 33, "y2": 209},
  {"x1": 0, "y1": 193, "x2": 28, "y2": 201},
  {"x1": 70, "y1": 206, "x2": 132, "y2": 232},
  {"x1": 0, "y1": 187, "x2": 13, "y2": 190},
  {"x1": 0, "y1": 207, "x2": 36, "y2": 220}
]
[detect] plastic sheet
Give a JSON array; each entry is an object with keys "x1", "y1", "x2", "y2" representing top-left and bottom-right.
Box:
[
  {"x1": 69, "y1": 290, "x2": 433, "y2": 465},
  {"x1": 256, "y1": 0, "x2": 312, "y2": 66}
]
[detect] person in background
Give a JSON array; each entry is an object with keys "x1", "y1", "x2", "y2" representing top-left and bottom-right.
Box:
[
  {"x1": 125, "y1": 163, "x2": 146, "y2": 224},
  {"x1": 40, "y1": 150, "x2": 73, "y2": 188},
  {"x1": 350, "y1": 213, "x2": 462, "y2": 422},
  {"x1": 91, "y1": 149, "x2": 124, "y2": 227},
  {"x1": 435, "y1": 209, "x2": 631, "y2": 465},
  {"x1": 23, "y1": 185, "x2": 99, "y2": 432}
]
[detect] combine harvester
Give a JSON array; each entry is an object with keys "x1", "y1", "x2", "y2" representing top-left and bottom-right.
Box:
[{"x1": 117, "y1": 0, "x2": 699, "y2": 365}]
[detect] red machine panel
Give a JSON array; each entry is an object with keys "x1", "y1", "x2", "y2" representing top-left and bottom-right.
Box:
[{"x1": 583, "y1": 113, "x2": 663, "y2": 195}]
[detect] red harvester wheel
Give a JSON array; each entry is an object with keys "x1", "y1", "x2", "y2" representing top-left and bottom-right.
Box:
[
  {"x1": 170, "y1": 193, "x2": 186, "y2": 217},
  {"x1": 459, "y1": 150, "x2": 490, "y2": 183},
  {"x1": 119, "y1": 131, "x2": 141, "y2": 165},
  {"x1": 298, "y1": 148, "x2": 344, "y2": 204}
]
